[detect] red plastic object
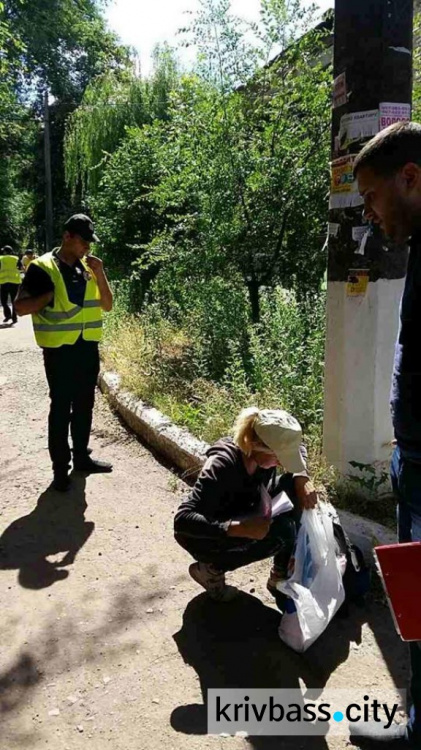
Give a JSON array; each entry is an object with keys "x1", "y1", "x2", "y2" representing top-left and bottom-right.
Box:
[{"x1": 375, "y1": 542, "x2": 421, "y2": 642}]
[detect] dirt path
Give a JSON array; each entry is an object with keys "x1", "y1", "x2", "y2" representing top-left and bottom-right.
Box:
[{"x1": 0, "y1": 316, "x2": 409, "y2": 750}]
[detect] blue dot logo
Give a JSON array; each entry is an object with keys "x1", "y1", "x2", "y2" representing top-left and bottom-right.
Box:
[{"x1": 333, "y1": 711, "x2": 344, "y2": 722}]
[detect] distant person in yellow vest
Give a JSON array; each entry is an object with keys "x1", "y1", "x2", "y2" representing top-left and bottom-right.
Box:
[
  {"x1": 21, "y1": 249, "x2": 36, "y2": 274},
  {"x1": 0, "y1": 245, "x2": 21, "y2": 324},
  {"x1": 15, "y1": 215, "x2": 113, "y2": 492}
]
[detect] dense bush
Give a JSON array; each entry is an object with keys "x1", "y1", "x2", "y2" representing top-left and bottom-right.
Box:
[{"x1": 102, "y1": 283, "x2": 326, "y2": 458}]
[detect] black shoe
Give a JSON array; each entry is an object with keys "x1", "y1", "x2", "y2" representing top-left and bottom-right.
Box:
[
  {"x1": 2, "y1": 316, "x2": 11, "y2": 323},
  {"x1": 53, "y1": 471, "x2": 71, "y2": 492},
  {"x1": 72, "y1": 447, "x2": 93, "y2": 459},
  {"x1": 350, "y1": 721, "x2": 409, "y2": 746},
  {"x1": 11, "y1": 317, "x2": 17, "y2": 324},
  {"x1": 73, "y1": 456, "x2": 113, "y2": 474}
]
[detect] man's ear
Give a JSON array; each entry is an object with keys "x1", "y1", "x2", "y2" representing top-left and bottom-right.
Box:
[{"x1": 401, "y1": 162, "x2": 421, "y2": 190}]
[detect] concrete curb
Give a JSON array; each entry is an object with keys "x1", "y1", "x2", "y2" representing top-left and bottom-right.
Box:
[
  {"x1": 98, "y1": 370, "x2": 396, "y2": 561},
  {"x1": 98, "y1": 371, "x2": 208, "y2": 480}
]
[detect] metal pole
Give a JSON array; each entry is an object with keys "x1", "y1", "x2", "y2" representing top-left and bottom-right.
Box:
[{"x1": 44, "y1": 89, "x2": 54, "y2": 252}]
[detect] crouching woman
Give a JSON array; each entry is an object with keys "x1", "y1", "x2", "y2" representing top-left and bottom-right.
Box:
[{"x1": 174, "y1": 407, "x2": 317, "y2": 602}]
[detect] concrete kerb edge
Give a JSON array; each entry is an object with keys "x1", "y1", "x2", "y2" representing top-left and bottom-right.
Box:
[
  {"x1": 98, "y1": 370, "x2": 396, "y2": 562},
  {"x1": 98, "y1": 370, "x2": 208, "y2": 480}
]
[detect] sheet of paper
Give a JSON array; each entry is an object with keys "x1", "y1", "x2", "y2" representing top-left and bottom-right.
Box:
[
  {"x1": 329, "y1": 155, "x2": 364, "y2": 210},
  {"x1": 260, "y1": 484, "x2": 273, "y2": 520},
  {"x1": 271, "y1": 491, "x2": 294, "y2": 517},
  {"x1": 333, "y1": 72, "x2": 347, "y2": 109},
  {"x1": 328, "y1": 222, "x2": 340, "y2": 238},
  {"x1": 352, "y1": 226, "x2": 368, "y2": 242},
  {"x1": 379, "y1": 102, "x2": 411, "y2": 131},
  {"x1": 339, "y1": 110, "x2": 379, "y2": 150},
  {"x1": 233, "y1": 485, "x2": 294, "y2": 523}
]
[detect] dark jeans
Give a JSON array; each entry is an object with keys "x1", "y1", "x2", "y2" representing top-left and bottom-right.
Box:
[
  {"x1": 175, "y1": 474, "x2": 299, "y2": 576},
  {"x1": 43, "y1": 338, "x2": 100, "y2": 473},
  {"x1": 1, "y1": 283, "x2": 19, "y2": 321},
  {"x1": 391, "y1": 447, "x2": 421, "y2": 740}
]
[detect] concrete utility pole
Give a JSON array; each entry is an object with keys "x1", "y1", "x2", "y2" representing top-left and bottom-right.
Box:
[
  {"x1": 323, "y1": 0, "x2": 414, "y2": 474},
  {"x1": 43, "y1": 89, "x2": 54, "y2": 252}
]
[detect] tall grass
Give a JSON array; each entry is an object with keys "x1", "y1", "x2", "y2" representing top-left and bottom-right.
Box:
[{"x1": 102, "y1": 283, "x2": 331, "y2": 481}]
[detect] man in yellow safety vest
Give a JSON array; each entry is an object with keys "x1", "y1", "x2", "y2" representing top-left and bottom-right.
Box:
[
  {"x1": 0, "y1": 245, "x2": 21, "y2": 324},
  {"x1": 15, "y1": 215, "x2": 113, "y2": 491}
]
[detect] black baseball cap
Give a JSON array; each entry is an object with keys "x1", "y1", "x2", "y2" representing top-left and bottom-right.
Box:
[{"x1": 64, "y1": 214, "x2": 99, "y2": 243}]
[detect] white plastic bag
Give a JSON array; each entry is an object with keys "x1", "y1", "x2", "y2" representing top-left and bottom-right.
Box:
[{"x1": 278, "y1": 505, "x2": 345, "y2": 653}]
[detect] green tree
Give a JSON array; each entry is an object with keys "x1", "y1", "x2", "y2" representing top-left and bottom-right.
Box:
[
  {"x1": 0, "y1": 0, "x2": 131, "y2": 249},
  {"x1": 146, "y1": 0, "x2": 331, "y2": 321},
  {"x1": 65, "y1": 44, "x2": 179, "y2": 197},
  {"x1": 64, "y1": 0, "x2": 331, "y2": 324},
  {"x1": 3, "y1": 0, "x2": 128, "y2": 101}
]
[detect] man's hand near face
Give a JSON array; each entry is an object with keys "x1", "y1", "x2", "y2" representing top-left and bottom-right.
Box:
[{"x1": 85, "y1": 254, "x2": 113, "y2": 312}]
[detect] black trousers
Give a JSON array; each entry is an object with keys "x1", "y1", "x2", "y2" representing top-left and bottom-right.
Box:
[
  {"x1": 175, "y1": 475, "x2": 300, "y2": 575},
  {"x1": 1, "y1": 283, "x2": 19, "y2": 321},
  {"x1": 43, "y1": 338, "x2": 100, "y2": 472}
]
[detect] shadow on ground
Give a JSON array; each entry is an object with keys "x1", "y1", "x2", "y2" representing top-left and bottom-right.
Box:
[
  {"x1": 172, "y1": 589, "x2": 406, "y2": 749},
  {"x1": 0, "y1": 473, "x2": 93, "y2": 588}
]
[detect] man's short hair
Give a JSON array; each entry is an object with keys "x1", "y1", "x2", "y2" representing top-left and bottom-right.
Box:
[{"x1": 353, "y1": 121, "x2": 421, "y2": 178}]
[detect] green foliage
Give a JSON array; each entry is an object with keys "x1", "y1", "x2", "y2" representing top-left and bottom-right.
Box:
[
  {"x1": 0, "y1": 0, "x2": 132, "y2": 250},
  {"x1": 79, "y1": 3, "x2": 331, "y2": 319},
  {"x1": 65, "y1": 45, "x2": 179, "y2": 196},
  {"x1": 4, "y1": 0, "x2": 129, "y2": 101},
  {"x1": 0, "y1": 0, "x2": 26, "y2": 149},
  {"x1": 103, "y1": 284, "x2": 326, "y2": 450},
  {"x1": 89, "y1": 123, "x2": 165, "y2": 305},
  {"x1": 69, "y1": 1, "x2": 332, "y2": 487},
  {"x1": 348, "y1": 461, "x2": 390, "y2": 495}
]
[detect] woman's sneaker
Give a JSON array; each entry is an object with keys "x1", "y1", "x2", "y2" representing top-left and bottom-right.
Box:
[
  {"x1": 189, "y1": 562, "x2": 239, "y2": 602},
  {"x1": 267, "y1": 565, "x2": 287, "y2": 594},
  {"x1": 267, "y1": 566, "x2": 290, "y2": 613}
]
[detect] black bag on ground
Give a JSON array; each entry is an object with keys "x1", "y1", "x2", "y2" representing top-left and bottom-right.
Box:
[
  {"x1": 332, "y1": 520, "x2": 371, "y2": 613},
  {"x1": 320, "y1": 501, "x2": 371, "y2": 613}
]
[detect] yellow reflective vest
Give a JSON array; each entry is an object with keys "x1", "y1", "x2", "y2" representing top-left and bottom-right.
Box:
[
  {"x1": 31, "y1": 251, "x2": 103, "y2": 348},
  {"x1": 0, "y1": 255, "x2": 21, "y2": 285}
]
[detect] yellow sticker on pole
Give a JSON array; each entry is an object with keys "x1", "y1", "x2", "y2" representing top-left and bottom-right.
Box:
[
  {"x1": 331, "y1": 155, "x2": 355, "y2": 194},
  {"x1": 346, "y1": 269, "x2": 369, "y2": 297},
  {"x1": 329, "y1": 155, "x2": 364, "y2": 209}
]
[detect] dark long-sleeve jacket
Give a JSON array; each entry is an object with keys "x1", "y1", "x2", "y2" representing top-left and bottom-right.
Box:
[{"x1": 174, "y1": 437, "x2": 307, "y2": 541}]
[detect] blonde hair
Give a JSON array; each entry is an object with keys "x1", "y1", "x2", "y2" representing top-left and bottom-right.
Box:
[{"x1": 233, "y1": 406, "x2": 268, "y2": 457}]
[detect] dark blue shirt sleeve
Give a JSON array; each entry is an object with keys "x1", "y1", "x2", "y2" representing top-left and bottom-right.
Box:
[{"x1": 20, "y1": 263, "x2": 54, "y2": 298}]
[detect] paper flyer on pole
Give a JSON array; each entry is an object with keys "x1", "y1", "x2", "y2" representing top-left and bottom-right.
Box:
[
  {"x1": 379, "y1": 103, "x2": 411, "y2": 130},
  {"x1": 332, "y1": 73, "x2": 347, "y2": 109},
  {"x1": 339, "y1": 110, "x2": 379, "y2": 150},
  {"x1": 329, "y1": 155, "x2": 364, "y2": 210}
]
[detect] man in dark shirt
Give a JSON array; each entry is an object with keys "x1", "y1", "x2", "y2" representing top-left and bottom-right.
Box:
[
  {"x1": 15, "y1": 214, "x2": 113, "y2": 491},
  {"x1": 351, "y1": 122, "x2": 421, "y2": 747}
]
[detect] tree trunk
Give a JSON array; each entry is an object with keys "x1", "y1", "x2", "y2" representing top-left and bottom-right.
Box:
[{"x1": 246, "y1": 278, "x2": 260, "y2": 324}]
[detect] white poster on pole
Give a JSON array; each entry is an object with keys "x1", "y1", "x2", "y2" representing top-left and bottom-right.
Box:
[
  {"x1": 333, "y1": 73, "x2": 347, "y2": 109},
  {"x1": 339, "y1": 110, "x2": 379, "y2": 150},
  {"x1": 379, "y1": 102, "x2": 411, "y2": 130}
]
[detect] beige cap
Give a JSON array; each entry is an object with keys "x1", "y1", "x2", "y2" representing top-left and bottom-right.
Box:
[{"x1": 254, "y1": 409, "x2": 306, "y2": 473}]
